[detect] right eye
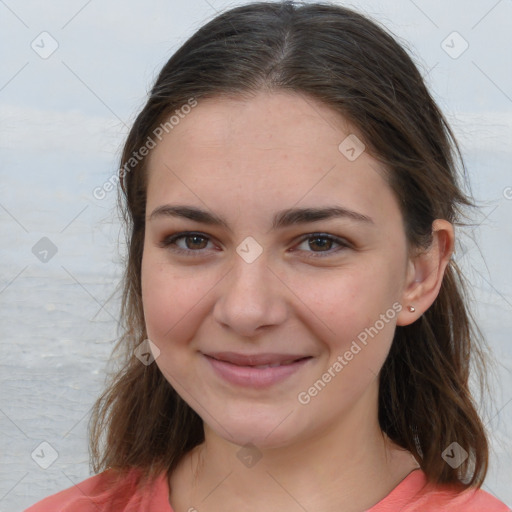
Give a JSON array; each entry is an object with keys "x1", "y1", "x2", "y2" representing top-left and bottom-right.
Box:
[{"x1": 160, "y1": 232, "x2": 216, "y2": 256}]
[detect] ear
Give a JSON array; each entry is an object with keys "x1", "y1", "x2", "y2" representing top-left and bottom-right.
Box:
[{"x1": 396, "y1": 219, "x2": 455, "y2": 326}]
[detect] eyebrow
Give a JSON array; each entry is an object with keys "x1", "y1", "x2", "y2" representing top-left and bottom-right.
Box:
[{"x1": 149, "y1": 204, "x2": 374, "y2": 231}]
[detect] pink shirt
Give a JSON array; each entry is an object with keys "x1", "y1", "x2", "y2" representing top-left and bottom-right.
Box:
[{"x1": 25, "y1": 467, "x2": 510, "y2": 511}]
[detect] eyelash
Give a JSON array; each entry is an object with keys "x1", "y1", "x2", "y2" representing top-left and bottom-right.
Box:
[{"x1": 159, "y1": 231, "x2": 351, "y2": 259}]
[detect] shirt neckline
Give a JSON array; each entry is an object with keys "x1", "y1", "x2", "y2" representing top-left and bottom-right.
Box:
[
  {"x1": 162, "y1": 467, "x2": 426, "y2": 512},
  {"x1": 365, "y1": 467, "x2": 426, "y2": 510}
]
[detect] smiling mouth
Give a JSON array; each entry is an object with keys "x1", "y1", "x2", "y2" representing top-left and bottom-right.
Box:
[
  {"x1": 202, "y1": 352, "x2": 313, "y2": 388},
  {"x1": 206, "y1": 355, "x2": 311, "y2": 369}
]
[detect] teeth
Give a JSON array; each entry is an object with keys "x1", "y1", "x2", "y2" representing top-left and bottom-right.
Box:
[{"x1": 251, "y1": 359, "x2": 296, "y2": 369}]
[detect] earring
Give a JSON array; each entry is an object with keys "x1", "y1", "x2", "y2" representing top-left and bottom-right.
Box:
[{"x1": 407, "y1": 305, "x2": 416, "y2": 313}]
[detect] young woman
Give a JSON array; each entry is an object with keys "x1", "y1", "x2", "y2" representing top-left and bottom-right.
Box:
[{"x1": 26, "y1": 2, "x2": 510, "y2": 511}]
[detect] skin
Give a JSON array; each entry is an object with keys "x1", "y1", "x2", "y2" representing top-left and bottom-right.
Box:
[{"x1": 141, "y1": 91, "x2": 454, "y2": 512}]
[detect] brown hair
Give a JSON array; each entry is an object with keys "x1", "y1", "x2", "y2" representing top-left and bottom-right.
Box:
[{"x1": 89, "y1": 0, "x2": 490, "y2": 490}]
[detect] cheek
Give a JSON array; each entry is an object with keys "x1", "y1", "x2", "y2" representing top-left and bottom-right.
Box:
[
  {"x1": 295, "y1": 263, "x2": 397, "y2": 327},
  {"x1": 287, "y1": 261, "x2": 402, "y2": 367},
  {"x1": 141, "y1": 259, "x2": 207, "y2": 389},
  {"x1": 141, "y1": 254, "x2": 198, "y2": 346}
]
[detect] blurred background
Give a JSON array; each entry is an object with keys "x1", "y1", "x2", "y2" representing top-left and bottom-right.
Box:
[{"x1": 0, "y1": 0, "x2": 511, "y2": 509}]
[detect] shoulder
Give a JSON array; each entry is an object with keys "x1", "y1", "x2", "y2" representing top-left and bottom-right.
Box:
[
  {"x1": 24, "y1": 467, "x2": 172, "y2": 512},
  {"x1": 418, "y1": 484, "x2": 510, "y2": 511},
  {"x1": 406, "y1": 475, "x2": 510, "y2": 512},
  {"x1": 370, "y1": 470, "x2": 510, "y2": 511}
]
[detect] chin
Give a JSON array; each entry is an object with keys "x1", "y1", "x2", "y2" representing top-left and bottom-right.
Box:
[{"x1": 205, "y1": 405, "x2": 303, "y2": 450}]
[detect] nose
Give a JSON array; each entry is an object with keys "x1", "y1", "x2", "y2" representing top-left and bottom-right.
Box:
[{"x1": 213, "y1": 252, "x2": 288, "y2": 338}]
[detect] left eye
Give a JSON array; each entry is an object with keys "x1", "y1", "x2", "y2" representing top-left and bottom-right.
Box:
[
  {"x1": 294, "y1": 233, "x2": 349, "y2": 257},
  {"x1": 160, "y1": 232, "x2": 349, "y2": 257}
]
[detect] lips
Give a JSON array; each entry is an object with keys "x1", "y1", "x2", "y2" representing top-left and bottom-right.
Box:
[
  {"x1": 202, "y1": 351, "x2": 313, "y2": 388},
  {"x1": 204, "y1": 351, "x2": 311, "y2": 367}
]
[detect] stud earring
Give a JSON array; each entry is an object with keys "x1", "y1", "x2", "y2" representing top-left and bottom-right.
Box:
[{"x1": 407, "y1": 305, "x2": 416, "y2": 313}]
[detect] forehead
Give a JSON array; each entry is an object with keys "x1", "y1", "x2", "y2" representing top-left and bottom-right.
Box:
[
  {"x1": 150, "y1": 91, "x2": 357, "y2": 160},
  {"x1": 144, "y1": 91, "x2": 399, "y2": 228}
]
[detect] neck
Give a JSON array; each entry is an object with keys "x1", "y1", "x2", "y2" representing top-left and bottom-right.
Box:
[{"x1": 169, "y1": 385, "x2": 419, "y2": 512}]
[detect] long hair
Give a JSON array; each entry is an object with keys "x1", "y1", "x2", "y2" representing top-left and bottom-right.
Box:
[{"x1": 89, "y1": 1, "x2": 489, "y2": 489}]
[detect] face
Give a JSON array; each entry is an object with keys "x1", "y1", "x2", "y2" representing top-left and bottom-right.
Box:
[{"x1": 141, "y1": 91, "x2": 411, "y2": 449}]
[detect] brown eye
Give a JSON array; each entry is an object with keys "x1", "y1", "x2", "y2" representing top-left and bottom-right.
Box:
[
  {"x1": 295, "y1": 233, "x2": 350, "y2": 258},
  {"x1": 181, "y1": 234, "x2": 209, "y2": 250},
  {"x1": 308, "y1": 236, "x2": 335, "y2": 252},
  {"x1": 160, "y1": 232, "x2": 214, "y2": 256}
]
